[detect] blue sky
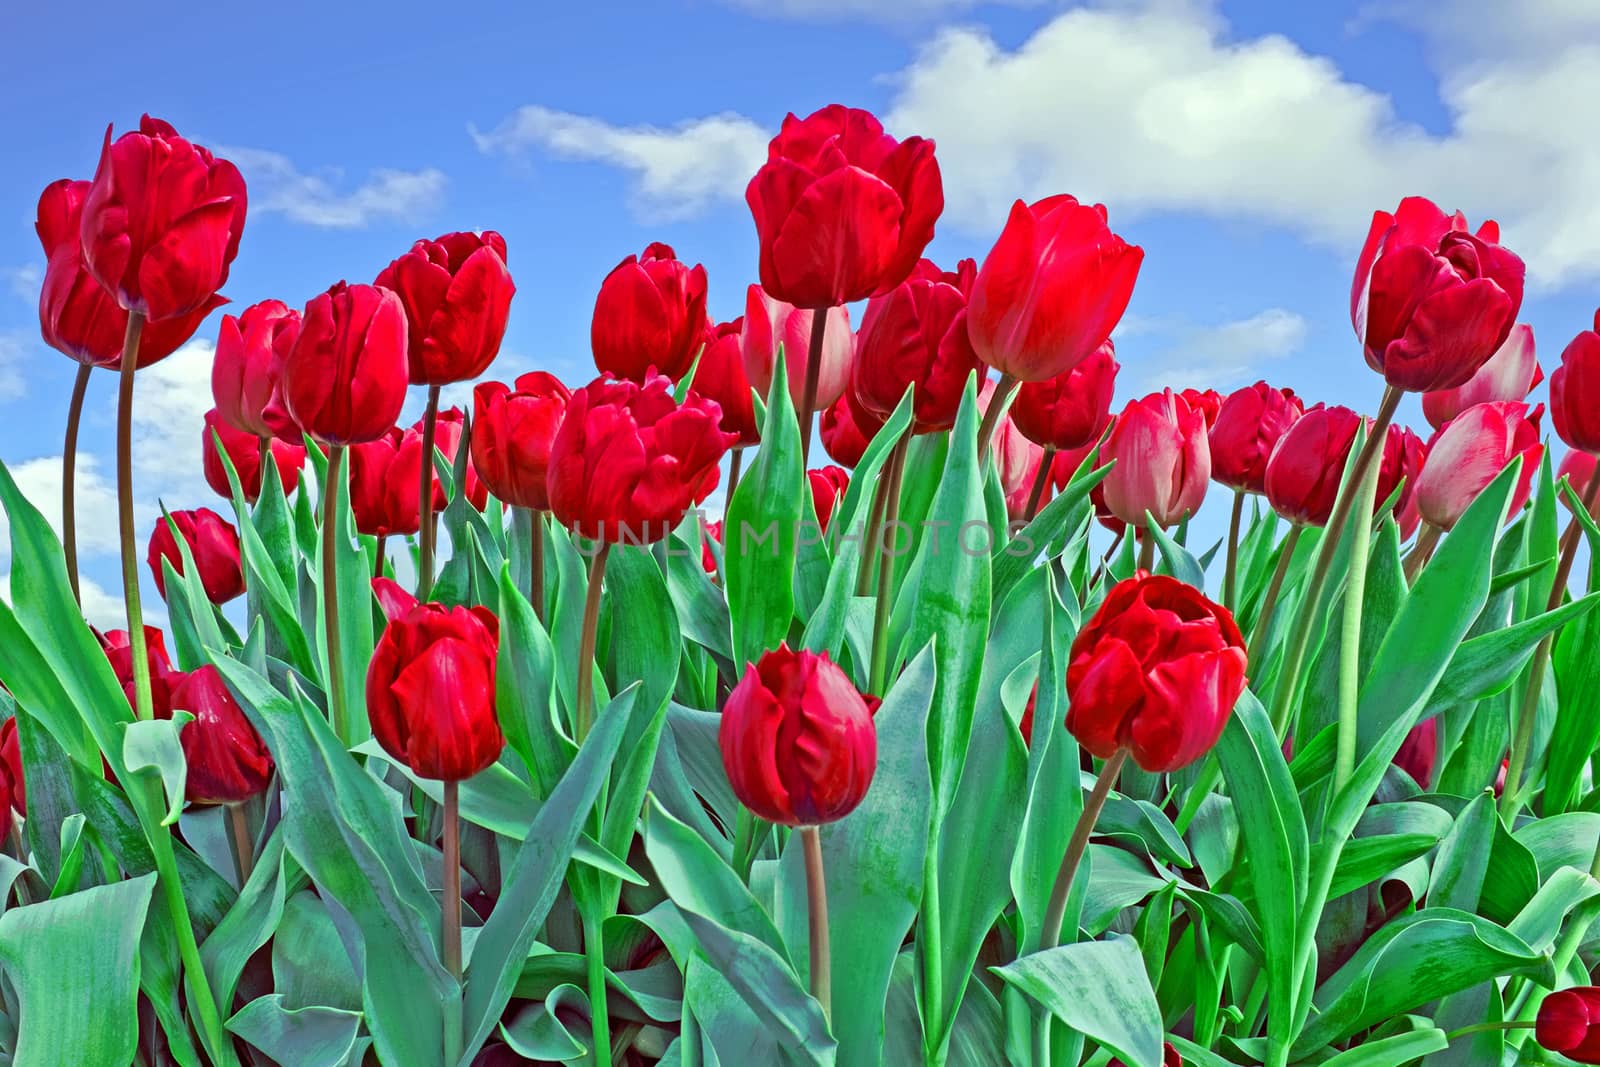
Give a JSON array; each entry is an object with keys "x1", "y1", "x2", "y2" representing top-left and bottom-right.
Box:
[{"x1": 2, "y1": 0, "x2": 1597, "y2": 622}]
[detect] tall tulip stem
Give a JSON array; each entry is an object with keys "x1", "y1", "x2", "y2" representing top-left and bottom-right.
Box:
[
  {"x1": 1137, "y1": 528, "x2": 1157, "y2": 574},
  {"x1": 62, "y1": 363, "x2": 92, "y2": 604},
  {"x1": 583, "y1": 907, "x2": 613, "y2": 1067},
  {"x1": 976, "y1": 372, "x2": 1019, "y2": 457},
  {"x1": 726, "y1": 447, "x2": 745, "y2": 519},
  {"x1": 1223, "y1": 489, "x2": 1245, "y2": 612},
  {"x1": 530, "y1": 509, "x2": 546, "y2": 624},
  {"x1": 801, "y1": 825, "x2": 833, "y2": 1021},
  {"x1": 115, "y1": 312, "x2": 154, "y2": 723},
  {"x1": 1024, "y1": 446, "x2": 1057, "y2": 522},
  {"x1": 1334, "y1": 438, "x2": 1383, "y2": 791},
  {"x1": 576, "y1": 543, "x2": 611, "y2": 743},
  {"x1": 322, "y1": 445, "x2": 349, "y2": 744},
  {"x1": 374, "y1": 535, "x2": 387, "y2": 581},
  {"x1": 1040, "y1": 748, "x2": 1128, "y2": 951},
  {"x1": 799, "y1": 309, "x2": 829, "y2": 463},
  {"x1": 442, "y1": 780, "x2": 464, "y2": 1064},
  {"x1": 1250, "y1": 524, "x2": 1303, "y2": 659},
  {"x1": 228, "y1": 803, "x2": 254, "y2": 885},
  {"x1": 868, "y1": 434, "x2": 911, "y2": 697},
  {"x1": 416, "y1": 384, "x2": 442, "y2": 600}
]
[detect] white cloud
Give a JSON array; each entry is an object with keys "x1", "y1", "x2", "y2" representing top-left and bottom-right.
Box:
[
  {"x1": 0, "y1": 334, "x2": 28, "y2": 403},
  {"x1": 0, "y1": 452, "x2": 125, "y2": 566},
  {"x1": 218, "y1": 145, "x2": 447, "y2": 229},
  {"x1": 128, "y1": 340, "x2": 221, "y2": 508},
  {"x1": 4, "y1": 265, "x2": 40, "y2": 302},
  {"x1": 0, "y1": 571, "x2": 135, "y2": 630},
  {"x1": 1122, "y1": 308, "x2": 1309, "y2": 395},
  {"x1": 471, "y1": 107, "x2": 768, "y2": 221}
]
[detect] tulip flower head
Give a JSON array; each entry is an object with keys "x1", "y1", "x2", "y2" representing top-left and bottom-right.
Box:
[
  {"x1": 147, "y1": 508, "x2": 245, "y2": 604},
  {"x1": 690, "y1": 319, "x2": 760, "y2": 448},
  {"x1": 1101, "y1": 390, "x2": 1210, "y2": 529},
  {"x1": 1009, "y1": 341, "x2": 1119, "y2": 453},
  {"x1": 1263, "y1": 405, "x2": 1411, "y2": 528},
  {"x1": 376, "y1": 230, "x2": 514, "y2": 386},
  {"x1": 1421, "y1": 323, "x2": 1539, "y2": 430},
  {"x1": 1559, "y1": 450, "x2": 1600, "y2": 518},
  {"x1": 1551, "y1": 311, "x2": 1600, "y2": 455},
  {"x1": 1179, "y1": 388, "x2": 1222, "y2": 429},
  {"x1": 0, "y1": 718, "x2": 22, "y2": 819},
  {"x1": 202, "y1": 408, "x2": 305, "y2": 505},
  {"x1": 102, "y1": 627, "x2": 179, "y2": 718},
  {"x1": 852, "y1": 258, "x2": 984, "y2": 434},
  {"x1": 472, "y1": 372, "x2": 573, "y2": 511},
  {"x1": 1210, "y1": 382, "x2": 1304, "y2": 495},
  {"x1": 1537, "y1": 986, "x2": 1600, "y2": 1064},
  {"x1": 281, "y1": 282, "x2": 409, "y2": 446},
  {"x1": 808, "y1": 465, "x2": 850, "y2": 533},
  {"x1": 1414, "y1": 401, "x2": 1542, "y2": 530},
  {"x1": 170, "y1": 666, "x2": 274, "y2": 805},
  {"x1": 212, "y1": 299, "x2": 302, "y2": 440},
  {"x1": 819, "y1": 387, "x2": 881, "y2": 468},
  {"x1": 591, "y1": 242, "x2": 707, "y2": 383}
]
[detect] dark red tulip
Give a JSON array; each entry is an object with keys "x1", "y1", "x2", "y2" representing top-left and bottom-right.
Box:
[
  {"x1": 1415, "y1": 402, "x2": 1542, "y2": 531},
  {"x1": 852, "y1": 258, "x2": 983, "y2": 434},
  {"x1": 212, "y1": 299, "x2": 301, "y2": 440},
  {"x1": 147, "y1": 508, "x2": 245, "y2": 604},
  {"x1": 169, "y1": 665, "x2": 273, "y2": 804},
  {"x1": 1392, "y1": 426, "x2": 1428, "y2": 540},
  {"x1": 819, "y1": 388, "x2": 879, "y2": 469},
  {"x1": 743, "y1": 285, "x2": 854, "y2": 411},
  {"x1": 1102, "y1": 391, "x2": 1210, "y2": 529},
  {"x1": 1537, "y1": 986, "x2": 1600, "y2": 1063},
  {"x1": 281, "y1": 282, "x2": 409, "y2": 446},
  {"x1": 966, "y1": 194, "x2": 1143, "y2": 382},
  {"x1": 1352, "y1": 196, "x2": 1524, "y2": 392},
  {"x1": 1210, "y1": 382, "x2": 1304, "y2": 495},
  {"x1": 701, "y1": 519, "x2": 724, "y2": 576},
  {"x1": 1010, "y1": 341, "x2": 1118, "y2": 452},
  {"x1": 375, "y1": 231, "x2": 513, "y2": 386},
  {"x1": 808, "y1": 466, "x2": 850, "y2": 532},
  {"x1": 719, "y1": 643, "x2": 877, "y2": 825},
  {"x1": 0, "y1": 717, "x2": 23, "y2": 817},
  {"x1": 1421, "y1": 323, "x2": 1539, "y2": 430},
  {"x1": 746, "y1": 105, "x2": 941, "y2": 309},
  {"x1": 1393, "y1": 716, "x2": 1437, "y2": 789},
  {"x1": 471, "y1": 372, "x2": 572, "y2": 510},
  {"x1": 1551, "y1": 311, "x2": 1600, "y2": 455},
  {"x1": 591, "y1": 242, "x2": 707, "y2": 383},
  {"x1": 1559, "y1": 450, "x2": 1600, "y2": 518},
  {"x1": 102, "y1": 627, "x2": 178, "y2": 718},
  {"x1": 347, "y1": 429, "x2": 412, "y2": 539},
  {"x1": 202, "y1": 408, "x2": 305, "y2": 505},
  {"x1": 692, "y1": 320, "x2": 760, "y2": 448},
  {"x1": 399, "y1": 407, "x2": 487, "y2": 513},
  {"x1": 1179, "y1": 388, "x2": 1223, "y2": 429},
  {"x1": 79, "y1": 116, "x2": 246, "y2": 323},
  {"x1": 1264, "y1": 405, "x2": 1411, "y2": 528},
  {"x1": 1067, "y1": 574, "x2": 1246, "y2": 773},
  {"x1": 367, "y1": 579, "x2": 502, "y2": 781},
  {"x1": 547, "y1": 373, "x2": 737, "y2": 544}
]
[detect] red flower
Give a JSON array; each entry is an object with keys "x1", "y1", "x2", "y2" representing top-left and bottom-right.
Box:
[
  {"x1": 1010, "y1": 341, "x2": 1119, "y2": 452},
  {"x1": 1559, "y1": 450, "x2": 1600, "y2": 518},
  {"x1": 147, "y1": 508, "x2": 245, "y2": 604},
  {"x1": 1209, "y1": 382, "x2": 1304, "y2": 495},
  {"x1": 375, "y1": 231, "x2": 513, "y2": 386},
  {"x1": 820, "y1": 388, "x2": 879, "y2": 468},
  {"x1": 212, "y1": 299, "x2": 302, "y2": 440},
  {"x1": 471, "y1": 372, "x2": 572, "y2": 511},
  {"x1": 0, "y1": 718, "x2": 24, "y2": 818},
  {"x1": 102, "y1": 627, "x2": 179, "y2": 718},
  {"x1": 1179, "y1": 388, "x2": 1222, "y2": 428},
  {"x1": 852, "y1": 258, "x2": 984, "y2": 434},
  {"x1": 1101, "y1": 391, "x2": 1210, "y2": 529},
  {"x1": 1066, "y1": 574, "x2": 1246, "y2": 773},
  {"x1": 746, "y1": 105, "x2": 941, "y2": 309},
  {"x1": 367, "y1": 579, "x2": 502, "y2": 781},
  {"x1": 1415, "y1": 401, "x2": 1543, "y2": 531},
  {"x1": 1263, "y1": 405, "x2": 1410, "y2": 528},
  {"x1": 547, "y1": 374, "x2": 737, "y2": 544},
  {"x1": 719, "y1": 643, "x2": 877, "y2": 825},
  {"x1": 742, "y1": 285, "x2": 854, "y2": 412},
  {"x1": 591, "y1": 242, "x2": 707, "y2": 383},
  {"x1": 1392, "y1": 426, "x2": 1428, "y2": 541},
  {"x1": 808, "y1": 466, "x2": 850, "y2": 532},
  {"x1": 1352, "y1": 196, "x2": 1525, "y2": 392},
  {"x1": 1393, "y1": 716, "x2": 1437, "y2": 789},
  {"x1": 78, "y1": 116, "x2": 246, "y2": 322},
  {"x1": 281, "y1": 282, "x2": 410, "y2": 446},
  {"x1": 202, "y1": 408, "x2": 305, "y2": 505},
  {"x1": 1421, "y1": 323, "x2": 1539, "y2": 430},
  {"x1": 347, "y1": 429, "x2": 412, "y2": 539},
  {"x1": 966, "y1": 194, "x2": 1143, "y2": 381},
  {"x1": 169, "y1": 665, "x2": 273, "y2": 805},
  {"x1": 701, "y1": 519, "x2": 724, "y2": 576},
  {"x1": 691, "y1": 319, "x2": 760, "y2": 448},
  {"x1": 399, "y1": 407, "x2": 487, "y2": 514},
  {"x1": 1537, "y1": 986, "x2": 1600, "y2": 1063},
  {"x1": 1551, "y1": 311, "x2": 1600, "y2": 455}
]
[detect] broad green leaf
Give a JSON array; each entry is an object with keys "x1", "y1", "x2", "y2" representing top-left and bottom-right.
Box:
[
  {"x1": 991, "y1": 455, "x2": 1106, "y2": 606},
  {"x1": 495, "y1": 564, "x2": 569, "y2": 798},
  {"x1": 991, "y1": 935, "x2": 1164, "y2": 1067},
  {"x1": 1317, "y1": 1029, "x2": 1448, "y2": 1067},
  {"x1": 644, "y1": 798, "x2": 787, "y2": 959},
  {"x1": 272, "y1": 891, "x2": 363, "y2": 1010},
  {"x1": 1427, "y1": 791, "x2": 1496, "y2": 913},
  {"x1": 123, "y1": 712, "x2": 193, "y2": 827},
  {"x1": 226, "y1": 994, "x2": 363, "y2": 1067},
  {"x1": 200, "y1": 827, "x2": 299, "y2": 1010}
]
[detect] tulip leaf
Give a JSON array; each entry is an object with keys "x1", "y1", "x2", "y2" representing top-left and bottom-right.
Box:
[
  {"x1": 1547, "y1": 584, "x2": 1600, "y2": 812},
  {"x1": 1427, "y1": 790, "x2": 1496, "y2": 913},
  {"x1": 992, "y1": 455, "x2": 1106, "y2": 606},
  {"x1": 991, "y1": 935, "x2": 1165, "y2": 1067},
  {"x1": 1146, "y1": 514, "x2": 1205, "y2": 590},
  {"x1": 1316, "y1": 1029, "x2": 1449, "y2": 1067},
  {"x1": 664, "y1": 529, "x2": 734, "y2": 663},
  {"x1": 123, "y1": 711, "x2": 194, "y2": 827},
  {"x1": 226, "y1": 994, "x2": 364, "y2": 1067},
  {"x1": 200, "y1": 826, "x2": 300, "y2": 1011},
  {"x1": 495, "y1": 563, "x2": 569, "y2": 797},
  {"x1": 157, "y1": 504, "x2": 230, "y2": 664}
]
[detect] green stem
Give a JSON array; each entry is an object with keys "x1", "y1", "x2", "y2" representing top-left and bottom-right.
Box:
[
  {"x1": 725, "y1": 447, "x2": 744, "y2": 527},
  {"x1": 322, "y1": 445, "x2": 349, "y2": 744},
  {"x1": 798, "y1": 310, "x2": 829, "y2": 464},
  {"x1": 920, "y1": 841, "x2": 945, "y2": 1067},
  {"x1": 801, "y1": 825, "x2": 832, "y2": 1022},
  {"x1": 976, "y1": 373, "x2": 1018, "y2": 458},
  {"x1": 63, "y1": 363, "x2": 92, "y2": 605},
  {"x1": 1444, "y1": 1021, "x2": 1534, "y2": 1042},
  {"x1": 868, "y1": 434, "x2": 910, "y2": 697},
  {"x1": 584, "y1": 907, "x2": 614, "y2": 1067},
  {"x1": 1223, "y1": 489, "x2": 1245, "y2": 612},
  {"x1": 1137, "y1": 528, "x2": 1157, "y2": 574},
  {"x1": 416, "y1": 384, "x2": 442, "y2": 600},
  {"x1": 115, "y1": 312, "x2": 153, "y2": 723},
  {"x1": 530, "y1": 509, "x2": 546, "y2": 625},
  {"x1": 1039, "y1": 748, "x2": 1127, "y2": 951},
  {"x1": 1250, "y1": 524, "x2": 1303, "y2": 661},
  {"x1": 1024, "y1": 446, "x2": 1057, "y2": 522},
  {"x1": 442, "y1": 780, "x2": 463, "y2": 1066},
  {"x1": 575, "y1": 543, "x2": 611, "y2": 743},
  {"x1": 1333, "y1": 441, "x2": 1382, "y2": 791}
]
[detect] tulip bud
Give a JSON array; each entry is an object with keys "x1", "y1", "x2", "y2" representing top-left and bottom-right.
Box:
[
  {"x1": 1066, "y1": 574, "x2": 1247, "y2": 773},
  {"x1": 79, "y1": 116, "x2": 246, "y2": 322},
  {"x1": 1179, "y1": 388, "x2": 1222, "y2": 429},
  {"x1": 1101, "y1": 391, "x2": 1210, "y2": 529},
  {"x1": 347, "y1": 430, "x2": 412, "y2": 539},
  {"x1": 719, "y1": 643, "x2": 877, "y2": 825},
  {"x1": 1393, "y1": 716, "x2": 1437, "y2": 789},
  {"x1": 202, "y1": 408, "x2": 305, "y2": 505},
  {"x1": 1421, "y1": 323, "x2": 1539, "y2": 429},
  {"x1": 743, "y1": 285, "x2": 854, "y2": 412},
  {"x1": 1537, "y1": 986, "x2": 1600, "y2": 1063},
  {"x1": 169, "y1": 665, "x2": 273, "y2": 805},
  {"x1": 0, "y1": 717, "x2": 24, "y2": 817},
  {"x1": 1415, "y1": 401, "x2": 1542, "y2": 530},
  {"x1": 547, "y1": 374, "x2": 737, "y2": 545},
  {"x1": 591, "y1": 242, "x2": 707, "y2": 383},
  {"x1": 1352, "y1": 196, "x2": 1525, "y2": 392},
  {"x1": 808, "y1": 466, "x2": 850, "y2": 533},
  {"x1": 1010, "y1": 342, "x2": 1118, "y2": 452},
  {"x1": 147, "y1": 508, "x2": 245, "y2": 604},
  {"x1": 102, "y1": 627, "x2": 178, "y2": 718},
  {"x1": 967, "y1": 194, "x2": 1143, "y2": 382},
  {"x1": 1263, "y1": 405, "x2": 1410, "y2": 528},
  {"x1": 376, "y1": 231, "x2": 514, "y2": 386},
  {"x1": 367, "y1": 578, "x2": 503, "y2": 781},
  {"x1": 701, "y1": 519, "x2": 724, "y2": 576},
  {"x1": 212, "y1": 299, "x2": 301, "y2": 440},
  {"x1": 746, "y1": 105, "x2": 942, "y2": 309},
  {"x1": 852, "y1": 259, "x2": 984, "y2": 433},
  {"x1": 1210, "y1": 382, "x2": 1304, "y2": 495},
  {"x1": 472, "y1": 372, "x2": 573, "y2": 511},
  {"x1": 1551, "y1": 311, "x2": 1600, "y2": 455},
  {"x1": 691, "y1": 320, "x2": 760, "y2": 448},
  {"x1": 819, "y1": 387, "x2": 880, "y2": 469},
  {"x1": 281, "y1": 282, "x2": 409, "y2": 446},
  {"x1": 395, "y1": 407, "x2": 486, "y2": 515},
  {"x1": 1559, "y1": 450, "x2": 1600, "y2": 518}
]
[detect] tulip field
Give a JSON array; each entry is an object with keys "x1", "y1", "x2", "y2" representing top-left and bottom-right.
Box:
[{"x1": 4, "y1": 103, "x2": 1600, "y2": 1067}]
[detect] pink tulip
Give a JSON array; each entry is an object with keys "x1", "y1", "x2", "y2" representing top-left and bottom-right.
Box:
[
  {"x1": 1422, "y1": 324, "x2": 1540, "y2": 429},
  {"x1": 1101, "y1": 390, "x2": 1210, "y2": 528},
  {"x1": 1415, "y1": 401, "x2": 1543, "y2": 530},
  {"x1": 742, "y1": 285, "x2": 853, "y2": 411}
]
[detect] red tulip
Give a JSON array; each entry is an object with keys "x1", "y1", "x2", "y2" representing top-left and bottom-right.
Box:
[
  {"x1": 1415, "y1": 401, "x2": 1542, "y2": 530},
  {"x1": 746, "y1": 105, "x2": 941, "y2": 309},
  {"x1": 203, "y1": 408, "x2": 305, "y2": 505},
  {"x1": 852, "y1": 258, "x2": 983, "y2": 434},
  {"x1": 376, "y1": 231, "x2": 513, "y2": 386},
  {"x1": 1180, "y1": 389, "x2": 1222, "y2": 429},
  {"x1": 591, "y1": 242, "x2": 707, "y2": 383},
  {"x1": 471, "y1": 372, "x2": 572, "y2": 510},
  {"x1": 701, "y1": 519, "x2": 724, "y2": 576},
  {"x1": 1392, "y1": 426, "x2": 1428, "y2": 540},
  {"x1": 1393, "y1": 716, "x2": 1437, "y2": 789},
  {"x1": 1210, "y1": 382, "x2": 1304, "y2": 495},
  {"x1": 367, "y1": 579, "x2": 502, "y2": 781},
  {"x1": 212, "y1": 299, "x2": 301, "y2": 440},
  {"x1": 691, "y1": 320, "x2": 760, "y2": 448},
  {"x1": 1352, "y1": 196, "x2": 1525, "y2": 392},
  {"x1": 1263, "y1": 405, "x2": 1411, "y2": 528},
  {"x1": 1067, "y1": 574, "x2": 1246, "y2": 773},
  {"x1": 147, "y1": 508, "x2": 245, "y2": 604},
  {"x1": 102, "y1": 627, "x2": 178, "y2": 718},
  {"x1": 1421, "y1": 323, "x2": 1539, "y2": 429},
  {"x1": 719, "y1": 643, "x2": 877, "y2": 825},
  {"x1": 1010, "y1": 341, "x2": 1118, "y2": 452},
  {"x1": 1537, "y1": 986, "x2": 1600, "y2": 1063},
  {"x1": 347, "y1": 429, "x2": 413, "y2": 539},
  {"x1": 169, "y1": 665, "x2": 273, "y2": 804},
  {"x1": 281, "y1": 282, "x2": 409, "y2": 446},
  {"x1": 79, "y1": 116, "x2": 246, "y2": 323},
  {"x1": 820, "y1": 388, "x2": 879, "y2": 468},
  {"x1": 547, "y1": 373, "x2": 737, "y2": 544},
  {"x1": 1551, "y1": 311, "x2": 1600, "y2": 455},
  {"x1": 1559, "y1": 450, "x2": 1600, "y2": 517},
  {"x1": 966, "y1": 194, "x2": 1143, "y2": 382},
  {"x1": 808, "y1": 466, "x2": 850, "y2": 532},
  {"x1": 1101, "y1": 391, "x2": 1210, "y2": 528},
  {"x1": 743, "y1": 285, "x2": 854, "y2": 412},
  {"x1": 0, "y1": 717, "x2": 24, "y2": 817},
  {"x1": 399, "y1": 407, "x2": 487, "y2": 513}
]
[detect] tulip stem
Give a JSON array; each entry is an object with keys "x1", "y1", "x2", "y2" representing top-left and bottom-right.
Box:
[
  {"x1": 726, "y1": 447, "x2": 744, "y2": 521},
  {"x1": 257, "y1": 434, "x2": 272, "y2": 490},
  {"x1": 1040, "y1": 748, "x2": 1127, "y2": 952},
  {"x1": 583, "y1": 907, "x2": 613, "y2": 1067},
  {"x1": 1223, "y1": 489, "x2": 1245, "y2": 612},
  {"x1": 1088, "y1": 531, "x2": 1124, "y2": 593},
  {"x1": 322, "y1": 445, "x2": 350, "y2": 744},
  {"x1": 801, "y1": 825, "x2": 832, "y2": 1021},
  {"x1": 1443, "y1": 1021, "x2": 1533, "y2": 1042},
  {"x1": 576, "y1": 543, "x2": 611, "y2": 743},
  {"x1": 1250, "y1": 525, "x2": 1303, "y2": 661},
  {"x1": 416, "y1": 385, "x2": 442, "y2": 600},
  {"x1": 1403, "y1": 522, "x2": 1443, "y2": 583},
  {"x1": 1137, "y1": 528, "x2": 1157, "y2": 574},
  {"x1": 374, "y1": 535, "x2": 387, "y2": 581},
  {"x1": 1502, "y1": 463, "x2": 1600, "y2": 818},
  {"x1": 1024, "y1": 446, "x2": 1057, "y2": 522},
  {"x1": 442, "y1": 779, "x2": 463, "y2": 1065},
  {"x1": 1334, "y1": 434, "x2": 1383, "y2": 792},
  {"x1": 227, "y1": 803, "x2": 254, "y2": 885},
  {"x1": 868, "y1": 434, "x2": 911, "y2": 697},
  {"x1": 115, "y1": 312, "x2": 155, "y2": 723},
  {"x1": 798, "y1": 309, "x2": 829, "y2": 464},
  {"x1": 976, "y1": 373, "x2": 1019, "y2": 458},
  {"x1": 853, "y1": 450, "x2": 895, "y2": 598},
  {"x1": 530, "y1": 509, "x2": 546, "y2": 625},
  {"x1": 62, "y1": 363, "x2": 92, "y2": 605}
]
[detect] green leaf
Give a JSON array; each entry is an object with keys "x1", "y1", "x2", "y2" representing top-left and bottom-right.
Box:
[
  {"x1": 1548, "y1": 590, "x2": 1600, "y2": 812},
  {"x1": 201, "y1": 827, "x2": 299, "y2": 1010},
  {"x1": 1427, "y1": 791, "x2": 1496, "y2": 913},
  {"x1": 645, "y1": 797, "x2": 788, "y2": 957},
  {"x1": 1147, "y1": 515, "x2": 1206, "y2": 590},
  {"x1": 991, "y1": 935, "x2": 1164, "y2": 1067},
  {"x1": 495, "y1": 564, "x2": 569, "y2": 798},
  {"x1": 226, "y1": 994, "x2": 363, "y2": 1067},
  {"x1": 1317, "y1": 1028, "x2": 1448, "y2": 1066},
  {"x1": 123, "y1": 712, "x2": 194, "y2": 827},
  {"x1": 992, "y1": 455, "x2": 1106, "y2": 606},
  {"x1": 272, "y1": 891, "x2": 363, "y2": 1010},
  {"x1": 1429, "y1": 592, "x2": 1600, "y2": 719}
]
